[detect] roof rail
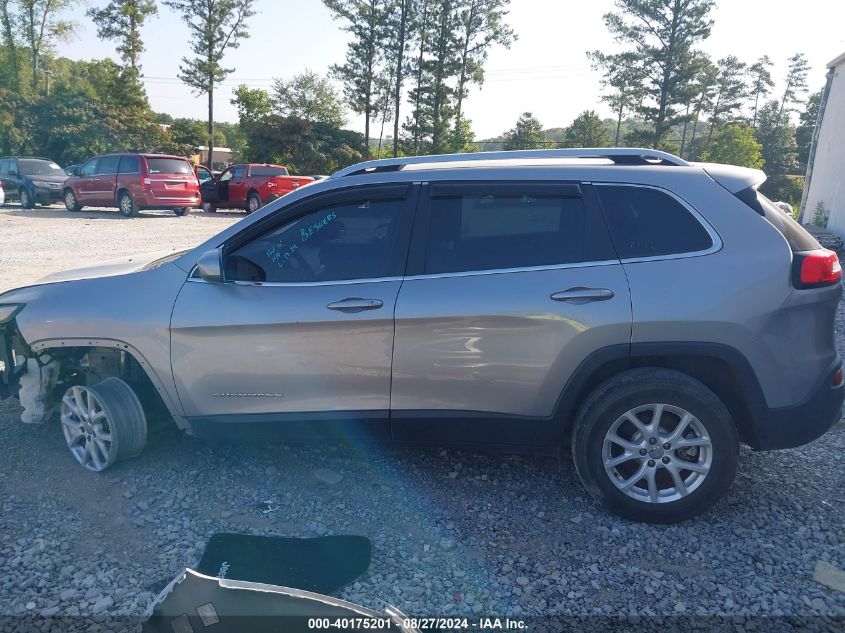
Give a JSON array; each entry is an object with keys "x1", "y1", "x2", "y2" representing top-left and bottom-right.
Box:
[{"x1": 331, "y1": 148, "x2": 689, "y2": 178}]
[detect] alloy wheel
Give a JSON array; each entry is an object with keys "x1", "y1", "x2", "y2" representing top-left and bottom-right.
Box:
[
  {"x1": 60, "y1": 385, "x2": 116, "y2": 472},
  {"x1": 602, "y1": 403, "x2": 712, "y2": 504}
]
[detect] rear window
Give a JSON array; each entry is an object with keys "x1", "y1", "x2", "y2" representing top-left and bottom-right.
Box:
[
  {"x1": 596, "y1": 185, "x2": 713, "y2": 259},
  {"x1": 146, "y1": 158, "x2": 192, "y2": 175},
  {"x1": 250, "y1": 166, "x2": 288, "y2": 177},
  {"x1": 18, "y1": 159, "x2": 64, "y2": 177},
  {"x1": 736, "y1": 188, "x2": 820, "y2": 252}
]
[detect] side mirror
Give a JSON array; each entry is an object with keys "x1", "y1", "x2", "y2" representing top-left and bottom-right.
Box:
[{"x1": 196, "y1": 248, "x2": 223, "y2": 283}]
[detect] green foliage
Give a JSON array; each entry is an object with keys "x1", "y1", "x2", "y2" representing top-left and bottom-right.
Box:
[
  {"x1": 701, "y1": 123, "x2": 763, "y2": 168},
  {"x1": 812, "y1": 200, "x2": 829, "y2": 229},
  {"x1": 760, "y1": 175, "x2": 804, "y2": 208},
  {"x1": 595, "y1": 0, "x2": 715, "y2": 148},
  {"x1": 705, "y1": 55, "x2": 747, "y2": 147},
  {"x1": 779, "y1": 53, "x2": 810, "y2": 118},
  {"x1": 589, "y1": 50, "x2": 644, "y2": 145},
  {"x1": 18, "y1": 0, "x2": 76, "y2": 91},
  {"x1": 86, "y1": 0, "x2": 158, "y2": 75},
  {"x1": 447, "y1": 115, "x2": 475, "y2": 152},
  {"x1": 231, "y1": 84, "x2": 271, "y2": 123},
  {"x1": 796, "y1": 89, "x2": 822, "y2": 172},
  {"x1": 502, "y1": 112, "x2": 548, "y2": 150},
  {"x1": 272, "y1": 70, "x2": 346, "y2": 127},
  {"x1": 241, "y1": 114, "x2": 366, "y2": 175},
  {"x1": 748, "y1": 55, "x2": 774, "y2": 127},
  {"x1": 563, "y1": 110, "x2": 611, "y2": 148},
  {"x1": 756, "y1": 100, "x2": 797, "y2": 176}
]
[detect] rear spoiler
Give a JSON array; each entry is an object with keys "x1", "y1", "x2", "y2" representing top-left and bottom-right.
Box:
[{"x1": 693, "y1": 162, "x2": 766, "y2": 194}]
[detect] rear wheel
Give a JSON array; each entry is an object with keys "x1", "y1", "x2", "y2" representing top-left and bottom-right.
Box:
[
  {"x1": 174, "y1": 206, "x2": 192, "y2": 216},
  {"x1": 571, "y1": 368, "x2": 738, "y2": 523},
  {"x1": 64, "y1": 189, "x2": 82, "y2": 212},
  {"x1": 59, "y1": 378, "x2": 148, "y2": 472},
  {"x1": 118, "y1": 191, "x2": 138, "y2": 217},
  {"x1": 19, "y1": 188, "x2": 33, "y2": 209},
  {"x1": 246, "y1": 192, "x2": 261, "y2": 214}
]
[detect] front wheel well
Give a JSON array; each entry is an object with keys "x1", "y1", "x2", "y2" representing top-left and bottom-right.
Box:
[
  {"x1": 43, "y1": 346, "x2": 171, "y2": 423},
  {"x1": 560, "y1": 352, "x2": 759, "y2": 446}
]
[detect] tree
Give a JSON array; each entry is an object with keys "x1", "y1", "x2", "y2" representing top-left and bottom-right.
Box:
[
  {"x1": 590, "y1": 50, "x2": 643, "y2": 146},
  {"x1": 1, "y1": 0, "x2": 19, "y2": 89},
  {"x1": 757, "y1": 100, "x2": 797, "y2": 176},
  {"x1": 447, "y1": 115, "x2": 475, "y2": 152},
  {"x1": 747, "y1": 55, "x2": 773, "y2": 128},
  {"x1": 705, "y1": 55, "x2": 746, "y2": 147},
  {"x1": 563, "y1": 110, "x2": 610, "y2": 148},
  {"x1": 796, "y1": 89, "x2": 822, "y2": 172},
  {"x1": 272, "y1": 70, "x2": 345, "y2": 127},
  {"x1": 324, "y1": 0, "x2": 388, "y2": 155},
  {"x1": 18, "y1": 0, "x2": 75, "y2": 91},
  {"x1": 502, "y1": 112, "x2": 547, "y2": 150},
  {"x1": 594, "y1": 0, "x2": 715, "y2": 148},
  {"x1": 452, "y1": 0, "x2": 514, "y2": 131},
  {"x1": 231, "y1": 84, "x2": 271, "y2": 123},
  {"x1": 381, "y1": 0, "x2": 414, "y2": 157},
  {"x1": 680, "y1": 53, "x2": 717, "y2": 159},
  {"x1": 779, "y1": 53, "x2": 810, "y2": 119},
  {"x1": 701, "y1": 123, "x2": 762, "y2": 168},
  {"x1": 86, "y1": 0, "x2": 158, "y2": 78},
  {"x1": 162, "y1": 0, "x2": 256, "y2": 169}
]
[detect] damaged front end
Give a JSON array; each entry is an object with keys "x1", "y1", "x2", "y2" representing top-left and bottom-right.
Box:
[{"x1": 0, "y1": 305, "x2": 29, "y2": 401}]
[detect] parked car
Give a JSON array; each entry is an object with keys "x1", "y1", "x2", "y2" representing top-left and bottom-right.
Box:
[
  {"x1": 62, "y1": 153, "x2": 200, "y2": 217},
  {"x1": 0, "y1": 156, "x2": 66, "y2": 208},
  {"x1": 194, "y1": 164, "x2": 214, "y2": 184},
  {"x1": 0, "y1": 180, "x2": 5, "y2": 206},
  {"x1": 64, "y1": 164, "x2": 82, "y2": 177},
  {"x1": 1, "y1": 148, "x2": 842, "y2": 524},
  {"x1": 200, "y1": 163, "x2": 314, "y2": 214}
]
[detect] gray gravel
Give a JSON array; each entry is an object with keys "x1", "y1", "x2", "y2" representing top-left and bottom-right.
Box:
[{"x1": 0, "y1": 205, "x2": 843, "y2": 631}]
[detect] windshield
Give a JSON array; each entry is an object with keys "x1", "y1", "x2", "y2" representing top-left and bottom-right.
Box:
[{"x1": 18, "y1": 159, "x2": 64, "y2": 176}]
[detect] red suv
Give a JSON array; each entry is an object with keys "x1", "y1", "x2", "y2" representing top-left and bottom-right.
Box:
[
  {"x1": 200, "y1": 163, "x2": 314, "y2": 213},
  {"x1": 63, "y1": 153, "x2": 201, "y2": 217}
]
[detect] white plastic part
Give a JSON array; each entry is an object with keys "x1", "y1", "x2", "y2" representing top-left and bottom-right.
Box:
[{"x1": 18, "y1": 358, "x2": 59, "y2": 424}]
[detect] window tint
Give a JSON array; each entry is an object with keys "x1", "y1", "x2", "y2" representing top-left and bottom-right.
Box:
[
  {"x1": 0, "y1": 160, "x2": 8, "y2": 176},
  {"x1": 80, "y1": 159, "x2": 98, "y2": 177},
  {"x1": 250, "y1": 166, "x2": 288, "y2": 177},
  {"x1": 146, "y1": 158, "x2": 192, "y2": 175},
  {"x1": 424, "y1": 189, "x2": 615, "y2": 274},
  {"x1": 118, "y1": 155, "x2": 140, "y2": 174},
  {"x1": 97, "y1": 156, "x2": 120, "y2": 175},
  {"x1": 226, "y1": 199, "x2": 402, "y2": 283},
  {"x1": 19, "y1": 159, "x2": 63, "y2": 176},
  {"x1": 232, "y1": 165, "x2": 246, "y2": 179},
  {"x1": 596, "y1": 186, "x2": 713, "y2": 259},
  {"x1": 219, "y1": 169, "x2": 234, "y2": 182}
]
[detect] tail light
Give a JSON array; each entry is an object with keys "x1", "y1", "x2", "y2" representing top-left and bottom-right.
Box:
[
  {"x1": 832, "y1": 367, "x2": 844, "y2": 388},
  {"x1": 143, "y1": 177, "x2": 151, "y2": 186},
  {"x1": 793, "y1": 249, "x2": 842, "y2": 289}
]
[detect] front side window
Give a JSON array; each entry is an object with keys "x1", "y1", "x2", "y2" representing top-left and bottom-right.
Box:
[
  {"x1": 219, "y1": 169, "x2": 234, "y2": 183},
  {"x1": 226, "y1": 199, "x2": 403, "y2": 283},
  {"x1": 424, "y1": 188, "x2": 615, "y2": 274},
  {"x1": 231, "y1": 165, "x2": 246, "y2": 179},
  {"x1": 596, "y1": 185, "x2": 713, "y2": 259},
  {"x1": 97, "y1": 156, "x2": 120, "y2": 175},
  {"x1": 80, "y1": 159, "x2": 98, "y2": 177}
]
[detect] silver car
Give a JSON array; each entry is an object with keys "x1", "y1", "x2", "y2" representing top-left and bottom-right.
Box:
[{"x1": 1, "y1": 148, "x2": 842, "y2": 523}]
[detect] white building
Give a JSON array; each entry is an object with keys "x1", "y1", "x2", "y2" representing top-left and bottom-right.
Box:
[{"x1": 800, "y1": 52, "x2": 845, "y2": 233}]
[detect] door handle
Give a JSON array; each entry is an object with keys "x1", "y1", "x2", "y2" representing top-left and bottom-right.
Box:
[
  {"x1": 550, "y1": 287, "x2": 615, "y2": 303},
  {"x1": 327, "y1": 297, "x2": 384, "y2": 313}
]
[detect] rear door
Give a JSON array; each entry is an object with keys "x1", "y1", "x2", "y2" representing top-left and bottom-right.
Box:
[
  {"x1": 170, "y1": 183, "x2": 417, "y2": 437},
  {"x1": 144, "y1": 156, "x2": 196, "y2": 201},
  {"x1": 391, "y1": 181, "x2": 632, "y2": 444}
]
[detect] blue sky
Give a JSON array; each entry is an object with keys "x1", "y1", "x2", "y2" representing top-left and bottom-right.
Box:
[{"x1": 57, "y1": 0, "x2": 845, "y2": 139}]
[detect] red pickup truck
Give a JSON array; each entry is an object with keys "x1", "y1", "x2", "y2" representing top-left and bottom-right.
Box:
[{"x1": 200, "y1": 163, "x2": 314, "y2": 213}]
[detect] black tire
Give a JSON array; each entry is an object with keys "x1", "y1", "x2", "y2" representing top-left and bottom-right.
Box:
[
  {"x1": 202, "y1": 202, "x2": 217, "y2": 213},
  {"x1": 571, "y1": 368, "x2": 738, "y2": 524},
  {"x1": 118, "y1": 190, "x2": 138, "y2": 217},
  {"x1": 64, "y1": 189, "x2": 82, "y2": 212},
  {"x1": 19, "y1": 188, "x2": 33, "y2": 209},
  {"x1": 246, "y1": 192, "x2": 261, "y2": 214},
  {"x1": 90, "y1": 377, "x2": 148, "y2": 462},
  {"x1": 174, "y1": 206, "x2": 192, "y2": 216}
]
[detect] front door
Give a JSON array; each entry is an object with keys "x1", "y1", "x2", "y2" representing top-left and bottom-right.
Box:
[
  {"x1": 227, "y1": 165, "x2": 248, "y2": 207},
  {"x1": 170, "y1": 183, "x2": 417, "y2": 437},
  {"x1": 391, "y1": 181, "x2": 632, "y2": 444}
]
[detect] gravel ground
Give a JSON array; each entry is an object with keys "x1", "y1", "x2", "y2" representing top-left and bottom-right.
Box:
[{"x1": 0, "y1": 202, "x2": 843, "y2": 631}]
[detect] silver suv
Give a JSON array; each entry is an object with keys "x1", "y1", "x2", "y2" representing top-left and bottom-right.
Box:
[{"x1": 1, "y1": 149, "x2": 842, "y2": 523}]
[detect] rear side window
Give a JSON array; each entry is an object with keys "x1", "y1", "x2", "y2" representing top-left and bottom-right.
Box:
[
  {"x1": 118, "y1": 155, "x2": 140, "y2": 174},
  {"x1": 97, "y1": 156, "x2": 120, "y2": 175},
  {"x1": 250, "y1": 166, "x2": 288, "y2": 177},
  {"x1": 596, "y1": 185, "x2": 713, "y2": 259},
  {"x1": 146, "y1": 158, "x2": 192, "y2": 175},
  {"x1": 424, "y1": 186, "x2": 616, "y2": 274}
]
